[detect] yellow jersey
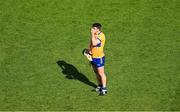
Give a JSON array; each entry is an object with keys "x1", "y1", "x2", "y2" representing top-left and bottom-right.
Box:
[{"x1": 91, "y1": 32, "x2": 105, "y2": 58}]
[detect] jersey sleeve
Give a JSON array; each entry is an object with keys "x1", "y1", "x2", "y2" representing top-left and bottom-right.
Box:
[{"x1": 98, "y1": 33, "x2": 105, "y2": 42}]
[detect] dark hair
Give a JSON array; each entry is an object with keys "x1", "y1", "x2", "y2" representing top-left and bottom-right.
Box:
[{"x1": 92, "y1": 23, "x2": 102, "y2": 30}]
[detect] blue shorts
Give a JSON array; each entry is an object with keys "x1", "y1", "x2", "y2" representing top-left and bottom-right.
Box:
[{"x1": 91, "y1": 56, "x2": 105, "y2": 68}]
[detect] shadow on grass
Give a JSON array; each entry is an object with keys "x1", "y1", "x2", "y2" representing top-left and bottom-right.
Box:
[{"x1": 56, "y1": 60, "x2": 96, "y2": 88}]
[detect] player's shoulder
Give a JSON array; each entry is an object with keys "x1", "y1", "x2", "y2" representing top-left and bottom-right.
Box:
[
  {"x1": 101, "y1": 32, "x2": 105, "y2": 36},
  {"x1": 100, "y1": 32, "x2": 105, "y2": 38}
]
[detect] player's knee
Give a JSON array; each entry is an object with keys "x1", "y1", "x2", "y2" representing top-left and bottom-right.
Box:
[{"x1": 98, "y1": 71, "x2": 105, "y2": 76}]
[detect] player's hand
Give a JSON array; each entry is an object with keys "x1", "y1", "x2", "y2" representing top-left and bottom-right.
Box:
[
  {"x1": 91, "y1": 28, "x2": 98, "y2": 39},
  {"x1": 88, "y1": 50, "x2": 92, "y2": 55},
  {"x1": 91, "y1": 28, "x2": 96, "y2": 35}
]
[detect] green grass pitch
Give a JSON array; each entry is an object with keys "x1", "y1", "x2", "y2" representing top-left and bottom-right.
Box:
[{"x1": 0, "y1": 0, "x2": 179, "y2": 111}]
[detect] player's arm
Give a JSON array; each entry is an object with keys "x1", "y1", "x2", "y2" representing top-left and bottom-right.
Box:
[
  {"x1": 88, "y1": 39, "x2": 93, "y2": 54},
  {"x1": 88, "y1": 40, "x2": 92, "y2": 50},
  {"x1": 91, "y1": 29, "x2": 100, "y2": 46}
]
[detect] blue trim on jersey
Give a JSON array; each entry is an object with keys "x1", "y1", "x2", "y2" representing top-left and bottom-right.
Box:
[
  {"x1": 96, "y1": 43, "x2": 101, "y2": 47},
  {"x1": 96, "y1": 38, "x2": 101, "y2": 47}
]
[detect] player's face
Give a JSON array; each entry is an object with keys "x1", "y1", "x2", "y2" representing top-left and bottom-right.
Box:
[{"x1": 92, "y1": 27, "x2": 99, "y2": 33}]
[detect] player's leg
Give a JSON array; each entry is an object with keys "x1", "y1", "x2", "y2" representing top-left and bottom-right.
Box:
[
  {"x1": 97, "y1": 66, "x2": 107, "y2": 95},
  {"x1": 97, "y1": 66, "x2": 106, "y2": 88},
  {"x1": 92, "y1": 65, "x2": 102, "y2": 92},
  {"x1": 92, "y1": 65, "x2": 101, "y2": 86}
]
